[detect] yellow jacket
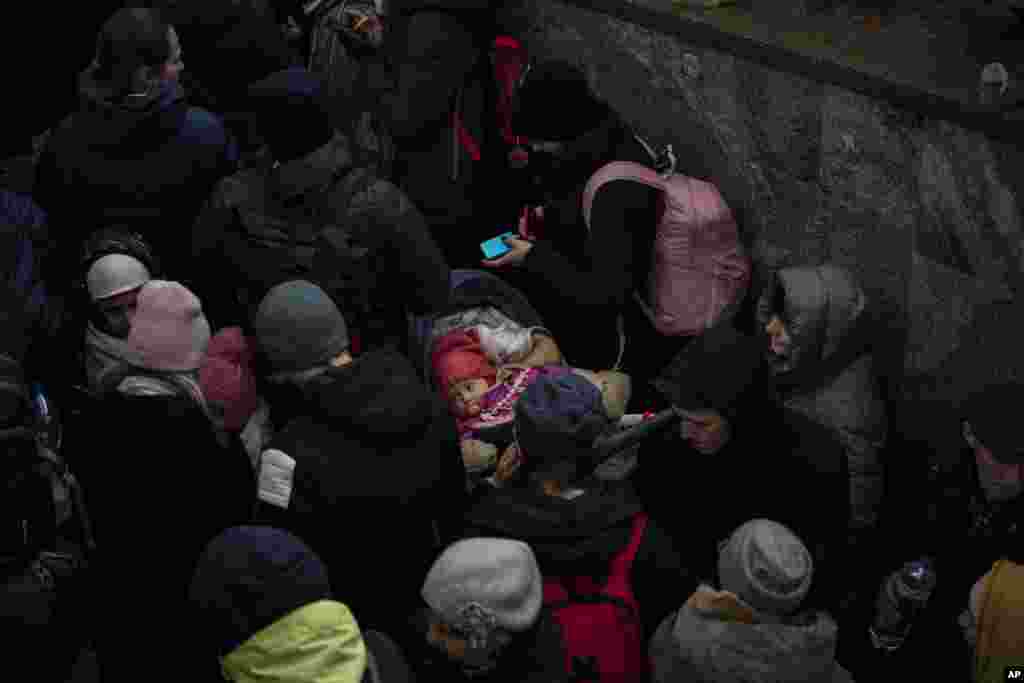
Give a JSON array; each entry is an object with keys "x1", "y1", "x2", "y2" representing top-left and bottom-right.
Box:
[
  {"x1": 975, "y1": 560, "x2": 1024, "y2": 683},
  {"x1": 222, "y1": 600, "x2": 368, "y2": 683}
]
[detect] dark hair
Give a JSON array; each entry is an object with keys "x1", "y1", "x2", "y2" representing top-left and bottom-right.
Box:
[
  {"x1": 94, "y1": 8, "x2": 173, "y2": 91},
  {"x1": 246, "y1": 69, "x2": 334, "y2": 164}
]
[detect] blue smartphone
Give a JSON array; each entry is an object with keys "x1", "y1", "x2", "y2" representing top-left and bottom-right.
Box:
[{"x1": 481, "y1": 231, "x2": 517, "y2": 259}]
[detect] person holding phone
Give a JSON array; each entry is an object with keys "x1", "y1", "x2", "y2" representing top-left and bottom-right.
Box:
[{"x1": 478, "y1": 61, "x2": 675, "y2": 406}]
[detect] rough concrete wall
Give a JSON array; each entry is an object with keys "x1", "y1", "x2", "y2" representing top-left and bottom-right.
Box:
[{"x1": 519, "y1": 0, "x2": 1024, "y2": 407}]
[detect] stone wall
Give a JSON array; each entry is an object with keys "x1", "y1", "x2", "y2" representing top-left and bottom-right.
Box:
[{"x1": 517, "y1": 0, "x2": 1024, "y2": 407}]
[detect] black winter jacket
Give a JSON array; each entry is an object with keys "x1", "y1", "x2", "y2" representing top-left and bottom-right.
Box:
[
  {"x1": 254, "y1": 349, "x2": 467, "y2": 637},
  {"x1": 513, "y1": 114, "x2": 684, "y2": 388},
  {"x1": 191, "y1": 131, "x2": 450, "y2": 343},
  {"x1": 34, "y1": 73, "x2": 237, "y2": 287},
  {"x1": 75, "y1": 393, "x2": 254, "y2": 683},
  {"x1": 640, "y1": 324, "x2": 850, "y2": 611},
  {"x1": 884, "y1": 401, "x2": 1024, "y2": 612}
]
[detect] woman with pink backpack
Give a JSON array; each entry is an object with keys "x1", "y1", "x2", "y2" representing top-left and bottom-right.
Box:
[{"x1": 482, "y1": 60, "x2": 750, "y2": 410}]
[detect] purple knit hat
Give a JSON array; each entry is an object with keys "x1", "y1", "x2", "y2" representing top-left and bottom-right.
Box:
[
  {"x1": 127, "y1": 280, "x2": 211, "y2": 372},
  {"x1": 514, "y1": 372, "x2": 609, "y2": 485}
]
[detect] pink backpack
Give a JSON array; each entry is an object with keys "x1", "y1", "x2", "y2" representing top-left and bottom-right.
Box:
[
  {"x1": 543, "y1": 512, "x2": 650, "y2": 683},
  {"x1": 582, "y1": 160, "x2": 750, "y2": 337}
]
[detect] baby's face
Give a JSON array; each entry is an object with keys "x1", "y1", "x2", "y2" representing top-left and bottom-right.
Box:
[{"x1": 448, "y1": 378, "x2": 491, "y2": 417}]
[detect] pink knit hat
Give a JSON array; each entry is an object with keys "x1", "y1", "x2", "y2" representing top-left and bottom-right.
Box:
[
  {"x1": 127, "y1": 280, "x2": 211, "y2": 372},
  {"x1": 200, "y1": 327, "x2": 260, "y2": 432}
]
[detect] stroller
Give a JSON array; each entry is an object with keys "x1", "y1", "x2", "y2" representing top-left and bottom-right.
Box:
[{"x1": 409, "y1": 269, "x2": 681, "y2": 481}]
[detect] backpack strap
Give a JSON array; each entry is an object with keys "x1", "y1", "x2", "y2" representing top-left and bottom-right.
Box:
[
  {"x1": 581, "y1": 162, "x2": 666, "y2": 369},
  {"x1": 581, "y1": 161, "x2": 667, "y2": 234},
  {"x1": 544, "y1": 513, "x2": 649, "y2": 616},
  {"x1": 601, "y1": 512, "x2": 648, "y2": 606},
  {"x1": 452, "y1": 35, "x2": 528, "y2": 171}
]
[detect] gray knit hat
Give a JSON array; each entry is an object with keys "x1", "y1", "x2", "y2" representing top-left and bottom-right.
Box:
[
  {"x1": 252, "y1": 281, "x2": 349, "y2": 373},
  {"x1": 717, "y1": 519, "x2": 813, "y2": 616},
  {"x1": 422, "y1": 538, "x2": 543, "y2": 635}
]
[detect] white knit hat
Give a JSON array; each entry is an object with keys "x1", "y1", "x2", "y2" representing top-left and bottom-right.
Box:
[
  {"x1": 422, "y1": 538, "x2": 543, "y2": 633},
  {"x1": 87, "y1": 254, "x2": 151, "y2": 301},
  {"x1": 717, "y1": 519, "x2": 813, "y2": 616}
]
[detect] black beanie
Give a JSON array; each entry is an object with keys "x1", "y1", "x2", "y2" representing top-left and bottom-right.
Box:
[
  {"x1": 513, "y1": 60, "x2": 610, "y2": 142},
  {"x1": 247, "y1": 68, "x2": 335, "y2": 164},
  {"x1": 963, "y1": 383, "x2": 1024, "y2": 465},
  {"x1": 653, "y1": 323, "x2": 766, "y2": 422},
  {"x1": 189, "y1": 526, "x2": 334, "y2": 657},
  {"x1": 252, "y1": 280, "x2": 350, "y2": 374}
]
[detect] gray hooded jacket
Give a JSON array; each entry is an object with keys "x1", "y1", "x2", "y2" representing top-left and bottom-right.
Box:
[
  {"x1": 650, "y1": 604, "x2": 855, "y2": 683},
  {"x1": 756, "y1": 264, "x2": 887, "y2": 530}
]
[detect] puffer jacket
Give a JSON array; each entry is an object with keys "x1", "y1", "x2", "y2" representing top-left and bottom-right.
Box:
[
  {"x1": 191, "y1": 129, "x2": 450, "y2": 342},
  {"x1": 34, "y1": 68, "x2": 237, "y2": 285},
  {"x1": 756, "y1": 264, "x2": 887, "y2": 531},
  {"x1": 649, "y1": 599, "x2": 855, "y2": 683}
]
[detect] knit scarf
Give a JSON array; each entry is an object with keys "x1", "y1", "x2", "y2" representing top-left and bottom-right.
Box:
[{"x1": 84, "y1": 323, "x2": 208, "y2": 413}]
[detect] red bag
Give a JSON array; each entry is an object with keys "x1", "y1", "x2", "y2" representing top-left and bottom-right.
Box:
[{"x1": 543, "y1": 513, "x2": 650, "y2": 683}]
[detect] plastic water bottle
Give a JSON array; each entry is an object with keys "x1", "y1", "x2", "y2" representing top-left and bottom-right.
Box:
[{"x1": 869, "y1": 558, "x2": 937, "y2": 651}]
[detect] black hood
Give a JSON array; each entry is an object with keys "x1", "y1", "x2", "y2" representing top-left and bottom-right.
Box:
[
  {"x1": 465, "y1": 479, "x2": 642, "y2": 573},
  {"x1": 76, "y1": 65, "x2": 189, "y2": 151},
  {"x1": 653, "y1": 323, "x2": 773, "y2": 423},
  {"x1": 301, "y1": 348, "x2": 436, "y2": 442},
  {"x1": 524, "y1": 112, "x2": 632, "y2": 204}
]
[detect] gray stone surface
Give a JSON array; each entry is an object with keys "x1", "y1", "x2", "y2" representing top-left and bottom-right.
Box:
[{"x1": 523, "y1": 0, "x2": 1024, "y2": 407}]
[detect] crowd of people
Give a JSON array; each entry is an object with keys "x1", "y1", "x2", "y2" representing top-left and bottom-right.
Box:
[{"x1": 0, "y1": 3, "x2": 1022, "y2": 682}]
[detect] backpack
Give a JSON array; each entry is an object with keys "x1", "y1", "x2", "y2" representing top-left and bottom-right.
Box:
[
  {"x1": 307, "y1": 0, "x2": 391, "y2": 175},
  {"x1": 0, "y1": 364, "x2": 94, "y2": 579},
  {"x1": 581, "y1": 146, "x2": 751, "y2": 339},
  {"x1": 543, "y1": 512, "x2": 650, "y2": 683}
]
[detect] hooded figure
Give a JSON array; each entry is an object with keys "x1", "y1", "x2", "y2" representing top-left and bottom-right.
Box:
[
  {"x1": 190, "y1": 526, "x2": 414, "y2": 683},
  {"x1": 650, "y1": 519, "x2": 855, "y2": 683},
  {"x1": 461, "y1": 373, "x2": 693, "y2": 648},
  {"x1": 757, "y1": 264, "x2": 888, "y2": 533},
  {"x1": 33, "y1": 8, "x2": 238, "y2": 285},
  {"x1": 643, "y1": 323, "x2": 849, "y2": 604},
  {"x1": 251, "y1": 281, "x2": 467, "y2": 642}
]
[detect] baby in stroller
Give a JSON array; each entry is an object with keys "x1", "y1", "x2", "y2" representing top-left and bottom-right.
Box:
[
  {"x1": 426, "y1": 295, "x2": 631, "y2": 491},
  {"x1": 413, "y1": 270, "x2": 654, "y2": 492}
]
